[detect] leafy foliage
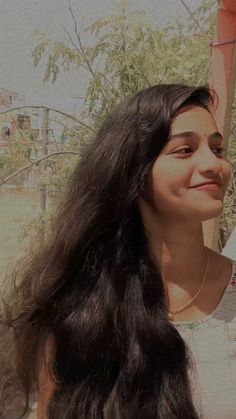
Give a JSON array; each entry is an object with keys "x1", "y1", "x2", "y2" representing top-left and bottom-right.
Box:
[
  {"x1": 32, "y1": 3, "x2": 217, "y2": 126},
  {"x1": 3, "y1": 0, "x2": 236, "y2": 248},
  {"x1": 30, "y1": 0, "x2": 235, "y2": 249}
]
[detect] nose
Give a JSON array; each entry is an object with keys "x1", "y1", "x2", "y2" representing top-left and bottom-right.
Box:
[{"x1": 196, "y1": 145, "x2": 223, "y2": 174}]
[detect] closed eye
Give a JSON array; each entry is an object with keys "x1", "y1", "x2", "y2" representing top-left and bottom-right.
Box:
[
  {"x1": 174, "y1": 147, "x2": 225, "y2": 156},
  {"x1": 174, "y1": 147, "x2": 192, "y2": 154}
]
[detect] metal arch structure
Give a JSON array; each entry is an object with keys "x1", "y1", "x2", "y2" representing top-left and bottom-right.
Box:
[{"x1": 203, "y1": 0, "x2": 236, "y2": 251}]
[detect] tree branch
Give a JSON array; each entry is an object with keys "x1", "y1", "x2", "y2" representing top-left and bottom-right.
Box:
[
  {"x1": 62, "y1": 24, "x2": 114, "y2": 97},
  {"x1": 68, "y1": 0, "x2": 95, "y2": 76},
  {"x1": 180, "y1": 0, "x2": 203, "y2": 32},
  {"x1": 62, "y1": 24, "x2": 83, "y2": 58},
  {"x1": 180, "y1": 0, "x2": 211, "y2": 40},
  {"x1": 0, "y1": 105, "x2": 95, "y2": 133},
  {"x1": 61, "y1": 24, "x2": 88, "y2": 74},
  {"x1": 67, "y1": 0, "x2": 109, "y2": 97},
  {"x1": 48, "y1": 116, "x2": 84, "y2": 142},
  {"x1": 0, "y1": 151, "x2": 79, "y2": 187}
]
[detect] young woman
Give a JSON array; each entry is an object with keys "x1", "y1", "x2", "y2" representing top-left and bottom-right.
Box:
[{"x1": 5, "y1": 84, "x2": 236, "y2": 419}]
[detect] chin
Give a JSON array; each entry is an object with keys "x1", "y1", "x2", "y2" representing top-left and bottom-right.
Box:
[
  {"x1": 199, "y1": 204, "x2": 223, "y2": 221},
  {"x1": 183, "y1": 199, "x2": 223, "y2": 222}
]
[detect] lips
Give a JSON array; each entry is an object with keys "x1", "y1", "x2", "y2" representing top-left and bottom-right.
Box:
[{"x1": 191, "y1": 181, "x2": 221, "y2": 188}]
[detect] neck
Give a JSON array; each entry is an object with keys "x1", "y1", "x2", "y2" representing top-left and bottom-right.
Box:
[{"x1": 139, "y1": 201, "x2": 210, "y2": 311}]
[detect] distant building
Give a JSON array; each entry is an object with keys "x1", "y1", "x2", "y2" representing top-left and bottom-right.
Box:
[
  {"x1": 0, "y1": 88, "x2": 57, "y2": 158},
  {"x1": 0, "y1": 87, "x2": 18, "y2": 108},
  {"x1": 0, "y1": 88, "x2": 33, "y2": 156}
]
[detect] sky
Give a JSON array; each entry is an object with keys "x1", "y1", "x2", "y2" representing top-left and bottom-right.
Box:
[{"x1": 0, "y1": 0, "x2": 203, "y2": 109}]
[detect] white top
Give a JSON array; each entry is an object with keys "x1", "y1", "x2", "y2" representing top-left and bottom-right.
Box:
[{"x1": 173, "y1": 258, "x2": 236, "y2": 419}]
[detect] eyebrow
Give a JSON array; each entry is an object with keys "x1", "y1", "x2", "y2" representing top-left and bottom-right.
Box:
[{"x1": 169, "y1": 131, "x2": 223, "y2": 142}]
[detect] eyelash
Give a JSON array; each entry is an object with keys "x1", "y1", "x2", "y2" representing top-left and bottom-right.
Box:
[{"x1": 175, "y1": 147, "x2": 225, "y2": 156}]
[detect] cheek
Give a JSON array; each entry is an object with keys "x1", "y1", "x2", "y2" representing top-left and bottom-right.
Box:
[
  {"x1": 151, "y1": 159, "x2": 188, "y2": 188},
  {"x1": 150, "y1": 161, "x2": 188, "y2": 200}
]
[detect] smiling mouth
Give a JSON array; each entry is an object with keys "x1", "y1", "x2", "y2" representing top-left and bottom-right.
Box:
[{"x1": 191, "y1": 183, "x2": 221, "y2": 191}]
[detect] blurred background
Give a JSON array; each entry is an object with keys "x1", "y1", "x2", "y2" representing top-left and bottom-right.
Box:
[{"x1": 0, "y1": 0, "x2": 235, "y2": 416}]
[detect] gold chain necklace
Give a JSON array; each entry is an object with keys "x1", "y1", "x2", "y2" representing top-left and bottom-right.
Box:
[{"x1": 167, "y1": 247, "x2": 209, "y2": 321}]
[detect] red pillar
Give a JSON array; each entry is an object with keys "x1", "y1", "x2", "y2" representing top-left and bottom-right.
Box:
[{"x1": 203, "y1": 0, "x2": 236, "y2": 251}]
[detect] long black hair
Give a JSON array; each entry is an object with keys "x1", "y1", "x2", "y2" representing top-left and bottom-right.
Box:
[{"x1": 4, "y1": 84, "x2": 214, "y2": 418}]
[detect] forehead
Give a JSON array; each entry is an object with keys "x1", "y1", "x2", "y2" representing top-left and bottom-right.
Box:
[{"x1": 170, "y1": 106, "x2": 217, "y2": 136}]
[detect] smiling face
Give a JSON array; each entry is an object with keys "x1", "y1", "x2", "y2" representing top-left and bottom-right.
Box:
[{"x1": 142, "y1": 105, "x2": 232, "y2": 223}]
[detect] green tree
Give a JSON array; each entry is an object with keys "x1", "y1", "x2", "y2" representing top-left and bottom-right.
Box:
[
  {"x1": 32, "y1": 0, "x2": 217, "y2": 126},
  {"x1": 31, "y1": 0, "x2": 236, "y2": 249}
]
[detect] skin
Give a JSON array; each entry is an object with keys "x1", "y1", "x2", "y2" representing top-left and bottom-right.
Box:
[
  {"x1": 138, "y1": 105, "x2": 233, "y2": 322},
  {"x1": 37, "y1": 338, "x2": 56, "y2": 418},
  {"x1": 37, "y1": 105, "x2": 233, "y2": 417}
]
